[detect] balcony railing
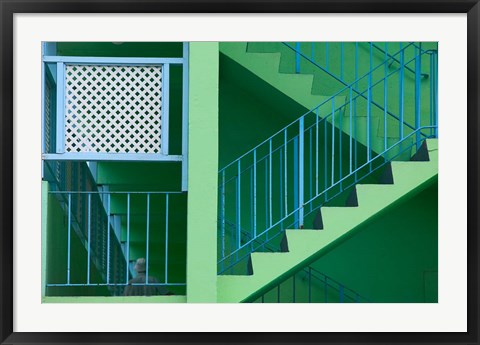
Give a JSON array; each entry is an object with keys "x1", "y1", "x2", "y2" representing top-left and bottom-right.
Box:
[
  {"x1": 218, "y1": 43, "x2": 438, "y2": 274},
  {"x1": 45, "y1": 189, "x2": 187, "y2": 296}
]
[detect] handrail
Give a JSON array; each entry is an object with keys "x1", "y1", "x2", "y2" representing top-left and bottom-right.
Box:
[
  {"x1": 221, "y1": 44, "x2": 432, "y2": 172},
  {"x1": 282, "y1": 41, "x2": 421, "y2": 140},
  {"x1": 371, "y1": 43, "x2": 429, "y2": 78},
  {"x1": 251, "y1": 264, "x2": 368, "y2": 303},
  {"x1": 218, "y1": 127, "x2": 437, "y2": 269},
  {"x1": 218, "y1": 43, "x2": 438, "y2": 273}
]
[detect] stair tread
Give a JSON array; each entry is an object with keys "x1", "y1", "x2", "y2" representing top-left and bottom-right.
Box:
[{"x1": 217, "y1": 140, "x2": 438, "y2": 303}]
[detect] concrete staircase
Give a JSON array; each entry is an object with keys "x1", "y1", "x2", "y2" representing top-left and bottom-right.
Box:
[
  {"x1": 220, "y1": 42, "x2": 415, "y2": 161},
  {"x1": 217, "y1": 139, "x2": 437, "y2": 302}
]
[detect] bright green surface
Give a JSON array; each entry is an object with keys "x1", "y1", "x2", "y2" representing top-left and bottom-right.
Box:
[
  {"x1": 217, "y1": 139, "x2": 437, "y2": 302},
  {"x1": 251, "y1": 179, "x2": 437, "y2": 303},
  {"x1": 186, "y1": 42, "x2": 219, "y2": 302}
]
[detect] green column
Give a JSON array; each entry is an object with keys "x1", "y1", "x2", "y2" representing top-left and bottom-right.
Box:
[
  {"x1": 186, "y1": 42, "x2": 219, "y2": 302},
  {"x1": 41, "y1": 181, "x2": 49, "y2": 299}
]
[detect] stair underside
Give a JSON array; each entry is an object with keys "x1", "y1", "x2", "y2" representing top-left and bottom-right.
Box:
[
  {"x1": 220, "y1": 42, "x2": 414, "y2": 160},
  {"x1": 217, "y1": 139, "x2": 438, "y2": 303}
]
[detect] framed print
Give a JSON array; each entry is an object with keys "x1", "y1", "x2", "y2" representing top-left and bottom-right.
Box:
[{"x1": 0, "y1": 1, "x2": 478, "y2": 344}]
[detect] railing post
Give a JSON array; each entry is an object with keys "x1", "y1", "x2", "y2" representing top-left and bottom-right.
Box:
[
  {"x1": 87, "y1": 193, "x2": 91, "y2": 285},
  {"x1": 252, "y1": 153, "x2": 257, "y2": 240},
  {"x1": 415, "y1": 44, "x2": 422, "y2": 150},
  {"x1": 56, "y1": 62, "x2": 65, "y2": 154},
  {"x1": 145, "y1": 193, "x2": 150, "y2": 284},
  {"x1": 220, "y1": 170, "x2": 226, "y2": 270},
  {"x1": 295, "y1": 42, "x2": 301, "y2": 74},
  {"x1": 181, "y1": 42, "x2": 189, "y2": 191},
  {"x1": 399, "y1": 43, "x2": 405, "y2": 139},
  {"x1": 384, "y1": 43, "x2": 388, "y2": 153},
  {"x1": 162, "y1": 63, "x2": 170, "y2": 155},
  {"x1": 236, "y1": 161, "x2": 241, "y2": 249},
  {"x1": 67, "y1": 193, "x2": 71, "y2": 285},
  {"x1": 367, "y1": 43, "x2": 372, "y2": 161},
  {"x1": 293, "y1": 135, "x2": 299, "y2": 228},
  {"x1": 434, "y1": 51, "x2": 438, "y2": 137},
  {"x1": 299, "y1": 117, "x2": 304, "y2": 228},
  {"x1": 165, "y1": 193, "x2": 169, "y2": 284},
  {"x1": 339, "y1": 285, "x2": 344, "y2": 303}
]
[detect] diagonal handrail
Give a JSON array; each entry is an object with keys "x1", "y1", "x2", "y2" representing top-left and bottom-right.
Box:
[{"x1": 218, "y1": 44, "x2": 438, "y2": 273}]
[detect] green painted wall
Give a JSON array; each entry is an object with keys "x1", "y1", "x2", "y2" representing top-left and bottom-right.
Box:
[
  {"x1": 250, "y1": 178, "x2": 438, "y2": 303},
  {"x1": 186, "y1": 42, "x2": 219, "y2": 302}
]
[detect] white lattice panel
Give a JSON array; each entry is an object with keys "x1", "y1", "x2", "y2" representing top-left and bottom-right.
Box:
[{"x1": 65, "y1": 64, "x2": 162, "y2": 153}]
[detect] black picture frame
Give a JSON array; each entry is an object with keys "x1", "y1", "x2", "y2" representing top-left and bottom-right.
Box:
[{"x1": 1, "y1": 1, "x2": 478, "y2": 344}]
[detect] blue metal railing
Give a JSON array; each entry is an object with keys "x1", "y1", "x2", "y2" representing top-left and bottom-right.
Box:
[
  {"x1": 251, "y1": 266, "x2": 369, "y2": 303},
  {"x1": 218, "y1": 43, "x2": 438, "y2": 274},
  {"x1": 45, "y1": 190, "x2": 186, "y2": 295},
  {"x1": 290, "y1": 42, "x2": 429, "y2": 83}
]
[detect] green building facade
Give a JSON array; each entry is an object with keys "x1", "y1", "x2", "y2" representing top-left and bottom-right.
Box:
[{"x1": 41, "y1": 41, "x2": 438, "y2": 303}]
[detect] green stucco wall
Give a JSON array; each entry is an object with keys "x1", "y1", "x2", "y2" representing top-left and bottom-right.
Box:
[{"x1": 250, "y1": 178, "x2": 438, "y2": 303}]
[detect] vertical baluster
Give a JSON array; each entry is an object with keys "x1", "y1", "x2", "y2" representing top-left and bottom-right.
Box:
[
  {"x1": 237, "y1": 161, "x2": 241, "y2": 250},
  {"x1": 269, "y1": 139, "x2": 273, "y2": 229},
  {"x1": 126, "y1": 193, "x2": 130, "y2": 284},
  {"x1": 399, "y1": 43, "x2": 405, "y2": 139},
  {"x1": 324, "y1": 117, "x2": 328, "y2": 202},
  {"x1": 67, "y1": 193, "x2": 71, "y2": 285},
  {"x1": 309, "y1": 127, "x2": 313, "y2": 212},
  {"x1": 106, "y1": 193, "x2": 111, "y2": 285},
  {"x1": 299, "y1": 118, "x2": 304, "y2": 228},
  {"x1": 284, "y1": 129, "x2": 288, "y2": 216},
  {"x1": 278, "y1": 284, "x2": 281, "y2": 303},
  {"x1": 367, "y1": 42, "x2": 372, "y2": 162},
  {"x1": 87, "y1": 193, "x2": 91, "y2": 285},
  {"x1": 331, "y1": 99, "x2": 335, "y2": 186},
  {"x1": 349, "y1": 86, "x2": 353, "y2": 173},
  {"x1": 339, "y1": 99, "x2": 343, "y2": 191},
  {"x1": 354, "y1": 43, "x2": 359, "y2": 175},
  {"x1": 429, "y1": 53, "x2": 435, "y2": 135},
  {"x1": 340, "y1": 285, "x2": 344, "y2": 303},
  {"x1": 295, "y1": 42, "x2": 301, "y2": 74},
  {"x1": 415, "y1": 43, "x2": 422, "y2": 150},
  {"x1": 250, "y1": 167, "x2": 254, "y2": 249},
  {"x1": 264, "y1": 158, "x2": 268, "y2": 244},
  {"x1": 315, "y1": 107, "x2": 319, "y2": 195},
  {"x1": 434, "y1": 52, "x2": 438, "y2": 137},
  {"x1": 384, "y1": 43, "x2": 388, "y2": 153},
  {"x1": 279, "y1": 149, "x2": 284, "y2": 229},
  {"x1": 146, "y1": 193, "x2": 150, "y2": 285},
  {"x1": 293, "y1": 135, "x2": 299, "y2": 228},
  {"x1": 311, "y1": 42, "x2": 314, "y2": 61},
  {"x1": 253, "y1": 151, "x2": 257, "y2": 239},
  {"x1": 221, "y1": 171, "x2": 225, "y2": 270},
  {"x1": 165, "y1": 194, "x2": 169, "y2": 284}
]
